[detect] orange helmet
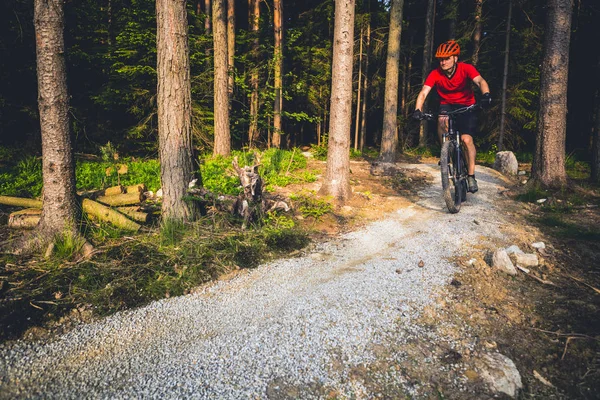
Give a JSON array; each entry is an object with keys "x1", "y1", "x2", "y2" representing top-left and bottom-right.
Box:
[{"x1": 435, "y1": 40, "x2": 460, "y2": 58}]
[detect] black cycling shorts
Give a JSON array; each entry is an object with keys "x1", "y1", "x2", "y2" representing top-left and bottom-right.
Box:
[{"x1": 439, "y1": 104, "x2": 478, "y2": 136}]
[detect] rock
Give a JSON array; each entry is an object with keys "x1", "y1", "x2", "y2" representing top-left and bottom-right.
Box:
[
  {"x1": 517, "y1": 170, "x2": 527, "y2": 176},
  {"x1": 493, "y1": 249, "x2": 517, "y2": 276},
  {"x1": 493, "y1": 151, "x2": 519, "y2": 176},
  {"x1": 477, "y1": 352, "x2": 523, "y2": 398},
  {"x1": 505, "y1": 245, "x2": 524, "y2": 255},
  {"x1": 515, "y1": 253, "x2": 539, "y2": 267},
  {"x1": 531, "y1": 242, "x2": 546, "y2": 250},
  {"x1": 536, "y1": 198, "x2": 547, "y2": 204}
]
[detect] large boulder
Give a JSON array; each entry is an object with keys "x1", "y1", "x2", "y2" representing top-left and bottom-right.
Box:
[
  {"x1": 477, "y1": 352, "x2": 523, "y2": 398},
  {"x1": 493, "y1": 151, "x2": 519, "y2": 176}
]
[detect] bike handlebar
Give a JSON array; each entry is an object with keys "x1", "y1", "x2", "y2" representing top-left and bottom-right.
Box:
[{"x1": 419, "y1": 103, "x2": 480, "y2": 121}]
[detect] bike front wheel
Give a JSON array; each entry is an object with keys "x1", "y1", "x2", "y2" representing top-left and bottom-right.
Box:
[{"x1": 440, "y1": 140, "x2": 462, "y2": 213}]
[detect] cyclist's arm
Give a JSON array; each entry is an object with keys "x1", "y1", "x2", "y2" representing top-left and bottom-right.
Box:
[
  {"x1": 415, "y1": 85, "x2": 432, "y2": 111},
  {"x1": 472, "y1": 75, "x2": 490, "y2": 95}
]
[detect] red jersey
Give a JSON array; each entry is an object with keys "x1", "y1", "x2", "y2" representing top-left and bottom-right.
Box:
[{"x1": 424, "y1": 62, "x2": 481, "y2": 105}]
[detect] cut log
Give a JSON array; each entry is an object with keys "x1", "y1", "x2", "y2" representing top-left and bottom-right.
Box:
[
  {"x1": 8, "y1": 208, "x2": 41, "y2": 229},
  {"x1": 116, "y1": 206, "x2": 150, "y2": 223},
  {"x1": 82, "y1": 199, "x2": 141, "y2": 231},
  {"x1": 95, "y1": 191, "x2": 144, "y2": 207},
  {"x1": 78, "y1": 185, "x2": 124, "y2": 199},
  {"x1": 125, "y1": 184, "x2": 147, "y2": 194},
  {"x1": 104, "y1": 185, "x2": 125, "y2": 196},
  {"x1": 0, "y1": 195, "x2": 42, "y2": 209}
]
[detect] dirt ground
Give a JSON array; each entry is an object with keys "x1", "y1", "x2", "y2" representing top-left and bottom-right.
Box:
[{"x1": 282, "y1": 156, "x2": 600, "y2": 399}]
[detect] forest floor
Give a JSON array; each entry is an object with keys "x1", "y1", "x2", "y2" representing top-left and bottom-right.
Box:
[{"x1": 1, "y1": 154, "x2": 599, "y2": 399}]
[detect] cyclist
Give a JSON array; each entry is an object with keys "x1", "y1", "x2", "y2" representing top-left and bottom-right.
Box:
[{"x1": 412, "y1": 40, "x2": 491, "y2": 193}]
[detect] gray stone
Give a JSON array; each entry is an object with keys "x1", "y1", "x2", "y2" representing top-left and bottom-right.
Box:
[
  {"x1": 505, "y1": 245, "x2": 524, "y2": 255},
  {"x1": 477, "y1": 352, "x2": 523, "y2": 398},
  {"x1": 493, "y1": 151, "x2": 519, "y2": 176},
  {"x1": 493, "y1": 249, "x2": 517, "y2": 275},
  {"x1": 531, "y1": 242, "x2": 545, "y2": 250}
]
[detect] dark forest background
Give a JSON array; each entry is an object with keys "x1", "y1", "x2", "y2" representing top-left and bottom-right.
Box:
[{"x1": 0, "y1": 0, "x2": 598, "y2": 159}]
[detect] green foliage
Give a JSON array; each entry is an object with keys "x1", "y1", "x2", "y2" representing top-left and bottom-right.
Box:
[
  {"x1": 0, "y1": 156, "x2": 43, "y2": 197},
  {"x1": 159, "y1": 219, "x2": 186, "y2": 247},
  {"x1": 311, "y1": 143, "x2": 328, "y2": 161},
  {"x1": 289, "y1": 190, "x2": 333, "y2": 220},
  {"x1": 516, "y1": 183, "x2": 549, "y2": 203},
  {"x1": 53, "y1": 232, "x2": 87, "y2": 260},
  {"x1": 75, "y1": 158, "x2": 161, "y2": 192}
]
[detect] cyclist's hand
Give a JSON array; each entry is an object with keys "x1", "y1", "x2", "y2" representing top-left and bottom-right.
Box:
[
  {"x1": 412, "y1": 109, "x2": 423, "y2": 120},
  {"x1": 481, "y1": 92, "x2": 492, "y2": 108}
]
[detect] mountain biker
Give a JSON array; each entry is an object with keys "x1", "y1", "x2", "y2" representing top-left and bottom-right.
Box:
[{"x1": 412, "y1": 40, "x2": 491, "y2": 193}]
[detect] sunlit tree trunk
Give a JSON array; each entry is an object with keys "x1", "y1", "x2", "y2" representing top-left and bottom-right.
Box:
[
  {"x1": 531, "y1": 0, "x2": 572, "y2": 187},
  {"x1": 472, "y1": 0, "x2": 483, "y2": 66},
  {"x1": 157, "y1": 0, "x2": 198, "y2": 221},
  {"x1": 354, "y1": 25, "x2": 363, "y2": 152},
  {"x1": 213, "y1": 0, "x2": 231, "y2": 155},
  {"x1": 227, "y1": 0, "x2": 235, "y2": 101},
  {"x1": 34, "y1": 0, "x2": 79, "y2": 239},
  {"x1": 359, "y1": 20, "x2": 370, "y2": 153},
  {"x1": 204, "y1": 0, "x2": 212, "y2": 33},
  {"x1": 419, "y1": 0, "x2": 435, "y2": 147},
  {"x1": 319, "y1": 0, "x2": 355, "y2": 202},
  {"x1": 248, "y1": 0, "x2": 260, "y2": 147},
  {"x1": 498, "y1": 0, "x2": 512, "y2": 151},
  {"x1": 380, "y1": 0, "x2": 404, "y2": 162},
  {"x1": 272, "y1": 0, "x2": 283, "y2": 148}
]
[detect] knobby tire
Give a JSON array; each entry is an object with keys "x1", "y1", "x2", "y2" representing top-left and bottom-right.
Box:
[{"x1": 440, "y1": 140, "x2": 462, "y2": 213}]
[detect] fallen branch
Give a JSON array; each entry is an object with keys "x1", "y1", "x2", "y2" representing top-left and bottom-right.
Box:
[
  {"x1": 116, "y1": 206, "x2": 150, "y2": 223},
  {"x1": 516, "y1": 265, "x2": 556, "y2": 286},
  {"x1": 8, "y1": 208, "x2": 41, "y2": 229},
  {"x1": 567, "y1": 275, "x2": 600, "y2": 295},
  {"x1": 82, "y1": 199, "x2": 141, "y2": 232},
  {"x1": 96, "y1": 191, "x2": 144, "y2": 207}
]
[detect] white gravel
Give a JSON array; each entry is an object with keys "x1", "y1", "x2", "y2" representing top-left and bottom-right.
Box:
[{"x1": 0, "y1": 164, "x2": 512, "y2": 399}]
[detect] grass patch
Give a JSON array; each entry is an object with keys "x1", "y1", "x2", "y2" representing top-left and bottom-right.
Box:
[
  {"x1": 289, "y1": 190, "x2": 333, "y2": 220},
  {"x1": 537, "y1": 214, "x2": 600, "y2": 241}
]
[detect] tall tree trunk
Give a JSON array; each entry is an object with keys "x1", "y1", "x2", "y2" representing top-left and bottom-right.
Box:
[
  {"x1": 34, "y1": 0, "x2": 79, "y2": 238},
  {"x1": 213, "y1": 0, "x2": 231, "y2": 155},
  {"x1": 419, "y1": 0, "x2": 435, "y2": 147},
  {"x1": 360, "y1": 20, "x2": 370, "y2": 153},
  {"x1": 272, "y1": 0, "x2": 283, "y2": 148},
  {"x1": 531, "y1": 0, "x2": 572, "y2": 187},
  {"x1": 591, "y1": 56, "x2": 600, "y2": 183},
  {"x1": 380, "y1": 0, "x2": 404, "y2": 162},
  {"x1": 447, "y1": 0, "x2": 458, "y2": 39},
  {"x1": 157, "y1": 0, "x2": 198, "y2": 221},
  {"x1": 472, "y1": 0, "x2": 483, "y2": 66},
  {"x1": 248, "y1": 0, "x2": 260, "y2": 147},
  {"x1": 319, "y1": 0, "x2": 355, "y2": 202},
  {"x1": 354, "y1": 25, "x2": 363, "y2": 152},
  {"x1": 498, "y1": 0, "x2": 512, "y2": 151},
  {"x1": 204, "y1": 0, "x2": 212, "y2": 33},
  {"x1": 227, "y1": 0, "x2": 235, "y2": 101}
]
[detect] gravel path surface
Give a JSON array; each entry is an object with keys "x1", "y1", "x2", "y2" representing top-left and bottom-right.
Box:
[{"x1": 0, "y1": 164, "x2": 513, "y2": 399}]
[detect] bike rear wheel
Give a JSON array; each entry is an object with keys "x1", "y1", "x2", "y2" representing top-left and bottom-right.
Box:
[{"x1": 440, "y1": 140, "x2": 462, "y2": 213}]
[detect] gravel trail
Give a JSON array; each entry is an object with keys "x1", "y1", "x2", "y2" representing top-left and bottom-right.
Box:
[{"x1": 0, "y1": 164, "x2": 513, "y2": 399}]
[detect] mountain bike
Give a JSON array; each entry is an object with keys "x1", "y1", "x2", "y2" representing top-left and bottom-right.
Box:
[{"x1": 420, "y1": 104, "x2": 479, "y2": 213}]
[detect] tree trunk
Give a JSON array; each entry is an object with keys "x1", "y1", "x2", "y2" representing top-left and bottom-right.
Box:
[
  {"x1": 34, "y1": 0, "x2": 79, "y2": 238},
  {"x1": 419, "y1": 0, "x2": 435, "y2": 147},
  {"x1": 213, "y1": 0, "x2": 231, "y2": 156},
  {"x1": 472, "y1": 0, "x2": 483, "y2": 66},
  {"x1": 157, "y1": 0, "x2": 199, "y2": 221},
  {"x1": 360, "y1": 19, "x2": 370, "y2": 153},
  {"x1": 498, "y1": 0, "x2": 512, "y2": 151},
  {"x1": 248, "y1": 0, "x2": 260, "y2": 147},
  {"x1": 354, "y1": 25, "x2": 363, "y2": 152},
  {"x1": 591, "y1": 57, "x2": 600, "y2": 183},
  {"x1": 227, "y1": 0, "x2": 235, "y2": 101},
  {"x1": 380, "y1": 0, "x2": 404, "y2": 162},
  {"x1": 272, "y1": 0, "x2": 283, "y2": 148},
  {"x1": 318, "y1": 0, "x2": 355, "y2": 203},
  {"x1": 531, "y1": 0, "x2": 572, "y2": 187},
  {"x1": 204, "y1": 0, "x2": 212, "y2": 33}
]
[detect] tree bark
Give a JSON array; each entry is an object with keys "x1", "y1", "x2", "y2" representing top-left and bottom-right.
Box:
[
  {"x1": 354, "y1": 25, "x2": 363, "y2": 152},
  {"x1": 360, "y1": 19, "x2": 370, "y2": 153},
  {"x1": 531, "y1": 0, "x2": 572, "y2": 187},
  {"x1": 34, "y1": 0, "x2": 79, "y2": 238},
  {"x1": 419, "y1": 0, "x2": 435, "y2": 147},
  {"x1": 472, "y1": 0, "x2": 483, "y2": 66},
  {"x1": 498, "y1": 0, "x2": 512, "y2": 151},
  {"x1": 156, "y1": 0, "x2": 199, "y2": 221},
  {"x1": 318, "y1": 0, "x2": 355, "y2": 203},
  {"x1": 591, "y1": 58, "x2": 600, "y2": 183},
  {"x1": 227, "y1": 0, "x2": 235, "y2": 101},
  {"x1": 272, "y1": 0, "x2": 283, "y2": 148},
  {"x1": 213, "y1": 0, "x2": 231, "y2": 155},
  {"x1": 380, "y1": 0, "x2": 404, "y2": 162},
  {"x1": 248, "y1": 0, "x2": 260, "y2": 147}
]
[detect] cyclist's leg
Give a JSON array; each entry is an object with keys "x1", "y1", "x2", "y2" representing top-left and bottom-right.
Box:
[
  {"x1": 437, "y1": 115, "x2": 448, "y2": 144},
  {"x1": 461, "y1": 134, "x2": 476, "y2": 175}
]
